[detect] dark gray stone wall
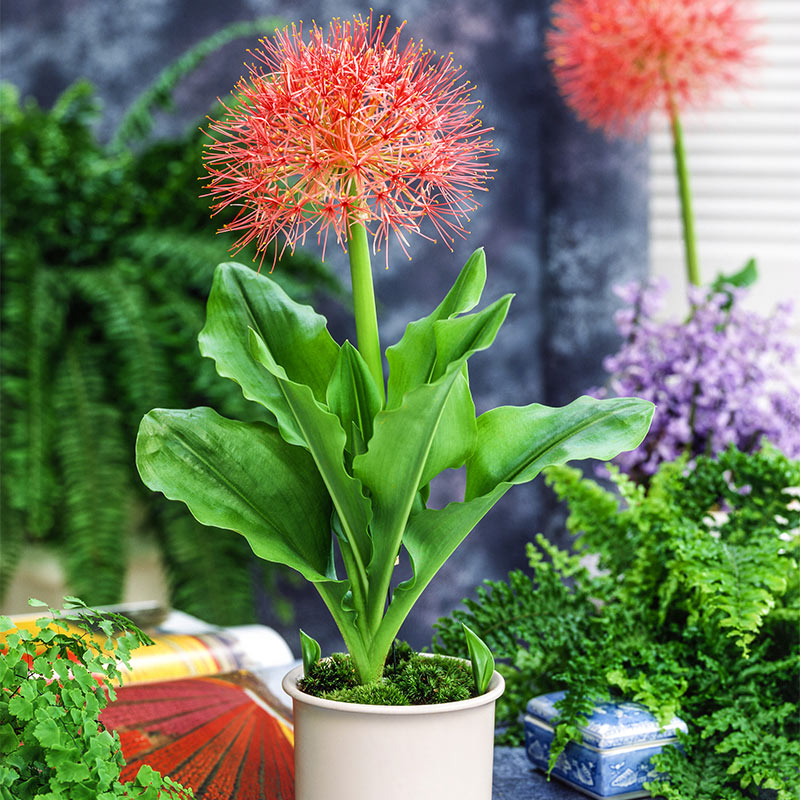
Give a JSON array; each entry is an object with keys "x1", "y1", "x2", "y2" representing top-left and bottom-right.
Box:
[{"x1": 1, "y1": 1, "x2": 648, "y2": 654}]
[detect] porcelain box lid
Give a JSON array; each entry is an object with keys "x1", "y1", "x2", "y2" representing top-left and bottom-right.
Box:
[{"x1": 525, "y1": 691, "x2": 687, "y2": 750}]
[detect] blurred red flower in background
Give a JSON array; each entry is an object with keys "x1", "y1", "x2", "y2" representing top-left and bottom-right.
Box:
[
  {"x1": 546, "y1": 0, "x2": 758, "y2": 135},
  {"x1": 203, "y1": 14, "x2": 495, "y2": 265}
]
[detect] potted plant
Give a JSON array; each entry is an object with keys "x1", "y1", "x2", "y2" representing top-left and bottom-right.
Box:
[{"x1": 134, "y1": 15, "x2": 653, "y2": 799}]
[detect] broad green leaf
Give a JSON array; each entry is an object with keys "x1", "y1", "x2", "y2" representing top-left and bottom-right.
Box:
[
  {"x1": 354, "y1": 362, "x2": 467, "y2": 625},
  {"x1": 375, "y1": 396, "x2": 654, "y2": 651},
  {"x1": 248, "y1": 329, "x2": 373, "y2": 573},
  {"x1": 466, "y1": 396, "x2": 655, "y2": 499},
  {"x1": 326, "y1": 341, "x2": 383, "y2": 459},
  {"x1": 136, "y1": 406, "x2": 335, "y2": 583},
  {"x1": 412, "y1": 294, "x2": 512, "y2": 482},
  {"x1": 419, "y1": 367, "x2": 476, "y2": 488},
  {"x1": 386, "y1": 248, "x2": 487, "y2": 408},
  {"x1": 356, "y1": 293, "x2": 516, "y2": 616},
  {"x1": 299, "y1": 629, "x2": 322, "y2": 673},
  {"x1": 463, "y1": 624, "x2": 495, "y2": 695},
  {"x1": 377, "y1": 484, "x2": 507, "y2": 654},
  {"x1": 198, "y1": 261, "x2": 340, "y2": 445},
  {"x1": 431, "y1": 294, "x2": 513, "y2": 380}
]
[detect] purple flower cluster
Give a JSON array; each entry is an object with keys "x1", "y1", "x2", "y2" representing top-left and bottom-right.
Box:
[{"x1": 595, "y1": 278, "x2": 800, "y2": 477}]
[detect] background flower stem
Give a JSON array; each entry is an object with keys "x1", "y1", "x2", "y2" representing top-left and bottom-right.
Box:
[
  {"x1": 669, "y1": 102, "x2": 700, "y2": 287},
  {"x1": 347, "y1": 220, "x2": 385, "y2": 396}
]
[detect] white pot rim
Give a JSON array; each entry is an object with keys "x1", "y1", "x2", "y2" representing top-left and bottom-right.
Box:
[{"x1": 282, "y1": 654, "x2": 505, "y2": 716}]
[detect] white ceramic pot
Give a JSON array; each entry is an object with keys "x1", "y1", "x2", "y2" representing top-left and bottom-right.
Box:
[{"x1": 282, "y1": 659, "x2": 505, "y2": 800}]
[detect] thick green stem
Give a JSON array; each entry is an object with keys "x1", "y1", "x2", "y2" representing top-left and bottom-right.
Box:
[
  {"x1": 669, "y1": 103, "x2": 701, "y2": 287},
  {"x1": 315, "y1": 583, "x2": 383, "y2": 683},
  {"x1": 346, "y1": 222, "x2": 385, "y2": 398}
]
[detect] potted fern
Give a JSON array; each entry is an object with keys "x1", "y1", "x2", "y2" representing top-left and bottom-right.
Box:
[{"x1": 134, "y1": 15, "x2": 653, "y2": 800}]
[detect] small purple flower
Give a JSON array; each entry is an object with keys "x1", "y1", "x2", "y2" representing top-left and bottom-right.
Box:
[{"x1": 594, "y1": 280, "x2": 800, "y2": 478}]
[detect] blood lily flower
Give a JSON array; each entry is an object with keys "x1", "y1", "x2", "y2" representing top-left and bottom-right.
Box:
[
  {"x1": 546, "y1": 0, "x2": 759, "y2": 288},
  {"x1": 546, "y1": 0, "x2": 758, "y2": 135},
  {"x1": 203, "y1": 14, "x2": 496, "y2": 264}
]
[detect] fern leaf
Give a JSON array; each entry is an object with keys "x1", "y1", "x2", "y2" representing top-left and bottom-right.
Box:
[
  {"x1": 67, "y1": 267, "x2": 173, "y2": 416},
  {"x1": 54, "y1": 340, "x2": 130, "y2": 604},
  {"x1": 0, "y1": 261, "x2": 66, "y2": 537}
]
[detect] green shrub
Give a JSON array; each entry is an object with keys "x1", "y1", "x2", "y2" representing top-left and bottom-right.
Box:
[
  {"x1": 0, "y1": 21, "x2": 341, "y2": 623},
  {"x1": 434, "y1": 445, "x2": 800, "y2": 799},
  {"x1": 0, "y1": 597, "x2": 193, "y2": 799}
]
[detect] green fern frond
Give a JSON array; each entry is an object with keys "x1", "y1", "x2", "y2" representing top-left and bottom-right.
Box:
[
  {"x1": 0, "y1": 496, "x2": 24, "y2": 597},
  {"x1": 53, "y1": 340, "x2": 130, "y2": 604},
  {"x1": 0, "y1": 261, "x2": 66, "y2": 538},
  {"x1": 110, "y1": 18, "x2": 283, "y2": 149},
  {"x1": 67, "y1": 266, "x2": 174, "y2": 416}
]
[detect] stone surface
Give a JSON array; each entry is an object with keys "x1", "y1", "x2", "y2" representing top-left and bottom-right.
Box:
[
  {"x1": 493, "y1": 747, "x2": 583, "y2": 800},
  {"x1": 2, "y1": 1, "x2": 648, "y2": 653}
]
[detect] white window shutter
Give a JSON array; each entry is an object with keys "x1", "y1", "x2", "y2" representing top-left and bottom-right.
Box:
[{"x1": 649, "y1": 0, "x2": 800, "y2": 319}]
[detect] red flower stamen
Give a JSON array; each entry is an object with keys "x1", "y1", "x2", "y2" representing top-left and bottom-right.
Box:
[
  {"x1": 203, "y1": 14, "x2": 496, "y2": 268},
  {"x1": 546, "y1": 0, "x2": 759, "y2": 136}
]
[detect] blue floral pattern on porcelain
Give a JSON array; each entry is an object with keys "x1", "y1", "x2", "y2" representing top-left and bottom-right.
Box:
[{"x1": 524, "y1": 692, "x2": 687, "y2": 799}]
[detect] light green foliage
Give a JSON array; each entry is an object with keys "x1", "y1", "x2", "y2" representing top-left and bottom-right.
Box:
[
  {"x1": 0, "y1": 19, "x2": 339, "y2": 622},
  {"x1": 299, "y1": 629, "x2": 322, "y2": 673},
  {"x1": 136, "y1": 252, "x2": 654, "y2": 684},
  {"x1": 434, "y1": 445, "x2": 800, "y2": 799},
  {"x1": 463, "y1": 624, "x2": 495, "y2": 694},
  {"x1": 0, "y1": 598, "x2": 193, "y2": 800}
]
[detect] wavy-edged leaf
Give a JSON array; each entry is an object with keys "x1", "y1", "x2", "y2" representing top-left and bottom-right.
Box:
[
  {"x1": 432, "y1": 294, "x2": 513, "y2": 380},
  {"x1": 248, "y1": 329, "x2": 373, "y2": 573},
  {"x1": 375, "y1": 396, "x2": 654, "y2": 652},
  {"x1": 466, "y1": 396, "x2": 655, "y2": 500},
  {"x1": 136, "y1": 406, "x2": 335, "y2": 583},
  {"x1": 420, "y1": 366, "x2": 476, "y2": 488},
  {"x1": 355, "y1": 363, "x2": 466, "y2": 596},
  {"x1": 386, "y1": 248, "x2": 487, "y2": 408},
  {"x1": 198, "y1": 262, "x2": 339, "y2": 445}
]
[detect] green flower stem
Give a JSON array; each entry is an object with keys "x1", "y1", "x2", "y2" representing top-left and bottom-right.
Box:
[
  {"x1": 669, "y1": 102, "x2": 700, "y2": 287},
  {"x1": 346, "y1": 221, "x2": 385, "y2": 398}
]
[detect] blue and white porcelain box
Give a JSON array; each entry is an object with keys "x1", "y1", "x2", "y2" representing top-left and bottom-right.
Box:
[{"x1": 524, "y1": 692, "x2": 687, "y2": 799}]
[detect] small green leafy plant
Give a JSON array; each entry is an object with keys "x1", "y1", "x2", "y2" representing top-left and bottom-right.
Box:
[
  {"x1": 435, "y1": 445, "x2": 800, "y2": 799},
  {"x1": 0, "y1": 598, "x2": 193, "y2": 800}
]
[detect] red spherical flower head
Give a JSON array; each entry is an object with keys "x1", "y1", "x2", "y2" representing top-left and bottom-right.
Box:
[
  {"x1": 202, "y1": 14, "x2": 496, "y2": 268},
  {"x1": 546, "y1": 0, "x2": 759, "y2": 135}
]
